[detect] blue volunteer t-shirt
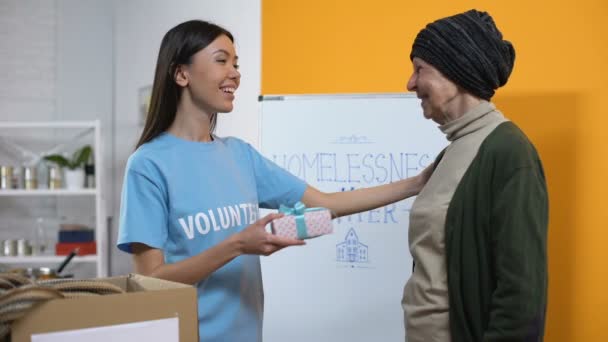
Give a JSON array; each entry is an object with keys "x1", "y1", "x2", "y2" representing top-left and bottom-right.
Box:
[{"x1": 117, "y1": 133, "x2": 306, "y2": 342}]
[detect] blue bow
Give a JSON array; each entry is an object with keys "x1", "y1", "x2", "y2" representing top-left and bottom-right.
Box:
[{"x1": 278, "y1": 201, "x2": 324, "y2": 239}]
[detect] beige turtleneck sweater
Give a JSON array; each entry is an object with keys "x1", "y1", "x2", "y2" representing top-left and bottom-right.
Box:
[{"x1": 402, "y1": 101, "x2": 507, "y2": 342}]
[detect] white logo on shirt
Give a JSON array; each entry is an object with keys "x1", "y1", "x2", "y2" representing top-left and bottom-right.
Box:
[{"x1": 178, "y1": 203, "x2": 259, "y2": 240}]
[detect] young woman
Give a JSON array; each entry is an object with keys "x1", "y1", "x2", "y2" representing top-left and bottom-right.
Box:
[{"x1": 117, "y1": 20, "x2": 430, "y2": 342}]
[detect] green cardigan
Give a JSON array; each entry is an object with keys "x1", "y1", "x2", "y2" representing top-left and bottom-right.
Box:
[{"x1": 443, "y1": 121, "x2": 548, "y2": 341}]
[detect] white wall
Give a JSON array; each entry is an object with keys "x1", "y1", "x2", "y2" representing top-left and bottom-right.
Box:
[
  {"x1": 0, "y1": 0, "x2": 58, "y2": 250},
  {"x1": 0, "y1": 0, "x2": 56, "y2": 122},
  {"x1": 112, "y1": 0, "x2": 261, "y2": 275},
  {"x1": 0, "y1": 0, "x2": 113, "y2": 278}
]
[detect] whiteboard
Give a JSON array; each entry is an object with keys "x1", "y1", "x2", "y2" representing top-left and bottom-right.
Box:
[{"x1": 259, "y1": 94, "x2": 447, "y2": 342}]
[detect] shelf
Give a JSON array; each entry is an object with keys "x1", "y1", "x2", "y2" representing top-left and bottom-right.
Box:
[
  {"x1": 0, "y1": 189, "x2": 97, "y2": 196},
  {"x1": 0, "y1": 255, "x2": 97, "y2": 264},
  {"x1": 0, "y1": 120, "x2": 107, "y2": 277}
]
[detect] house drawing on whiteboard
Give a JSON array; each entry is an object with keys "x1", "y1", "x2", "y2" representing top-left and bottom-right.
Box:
[{"x1": 336, "y1": 228, "x2": 369, "y2": 263}]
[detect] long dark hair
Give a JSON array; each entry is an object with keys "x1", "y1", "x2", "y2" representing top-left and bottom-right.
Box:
[{"x1": 136, "y1": 20, "x2": 234, "y2": 149}]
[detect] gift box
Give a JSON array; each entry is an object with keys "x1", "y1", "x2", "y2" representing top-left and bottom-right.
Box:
[{"x1": 271, "y1": 202, "x2": 333, "y2": 240}]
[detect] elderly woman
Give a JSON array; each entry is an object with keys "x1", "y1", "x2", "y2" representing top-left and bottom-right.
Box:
[{"x1": 402, "y1": 9, "x2": 548, "y2": 342}]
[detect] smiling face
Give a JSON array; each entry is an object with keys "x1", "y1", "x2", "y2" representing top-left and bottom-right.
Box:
[
  {"x1": 406, "y1": 57, "x2": 461, "y2": 125},
  {"x1": 176, "y1": 34, "x2": 241, "y2": 115}
]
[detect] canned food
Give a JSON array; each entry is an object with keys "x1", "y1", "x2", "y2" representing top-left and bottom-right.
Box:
[
  {"x1": 12, "y1": 166, "x2": 23, "y2": 189},
  {"x1": 24, "y1": 166, "x2": 38, "y2": 190},
  {"x1": 17, "y1": 239, "x2": 32, "y2": 256},
  {"x1": 0, "y1": 166, "x2": 13, "y2": 189},
  {"x1": 3, "y1": 239, "x2": 17, "y2": 256},
  {"x1": 48, "y1": 165, "x2": 62, "y2": 189}
]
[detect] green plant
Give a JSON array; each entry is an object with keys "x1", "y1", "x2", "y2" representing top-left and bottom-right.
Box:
[{"x1": 44, "y1": 145, "x2": 92, "y2": 170}]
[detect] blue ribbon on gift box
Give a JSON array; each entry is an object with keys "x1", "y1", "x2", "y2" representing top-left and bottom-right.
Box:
[{"x1": 278, "y1": 201, "x2": 325, "y2": 239}]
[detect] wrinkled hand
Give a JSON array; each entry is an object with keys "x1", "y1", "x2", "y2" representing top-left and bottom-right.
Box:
[{"x1": 236, "y1": 213, "x2": 305, "y2": 256}]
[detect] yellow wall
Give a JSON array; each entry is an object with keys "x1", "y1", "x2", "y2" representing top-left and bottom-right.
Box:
[{"x1": 262, "y1": 1, "x2": 608, "y2": 341}]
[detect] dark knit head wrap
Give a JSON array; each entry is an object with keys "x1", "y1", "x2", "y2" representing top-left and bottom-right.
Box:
[{"x1": 410, "y1": 9, "x2": 515, "y2": 100}]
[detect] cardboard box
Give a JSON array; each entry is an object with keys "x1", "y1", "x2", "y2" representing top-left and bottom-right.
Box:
[{"x1": 10, "y1": 274, "x2": 198, "y2": 342}]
